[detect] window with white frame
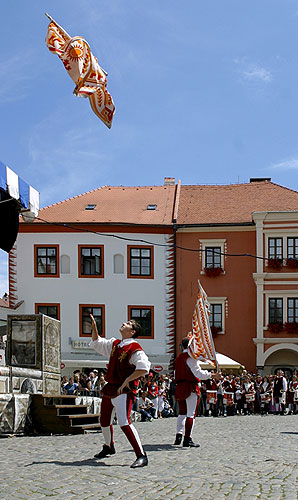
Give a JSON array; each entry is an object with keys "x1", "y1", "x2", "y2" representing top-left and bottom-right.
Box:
[
  {"x1": 208, "y1": 297, "x2": 227, "y2": 334},
  {"x1": 287, "y1": 237, "x2": 298, "y2": 259},
  {"x1": 287, "y1": 298, "x2": 298, "y2": 323},
  {"x1": 268, "y1": 237, "x2": 283, "y2": 259},
  {"x1": 200, "y1": 239, "x2": 226, "y2": 273},
  {"x1": 266, "y1": 292, "x2": 298, "y2": 327},
  {"x1": 268, "y1": 298, "x2": 283, "y2": 324}
]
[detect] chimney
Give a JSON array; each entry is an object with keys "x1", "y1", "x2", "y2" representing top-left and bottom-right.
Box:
[
  {"x1": 250, "y1": 177, "x2": 271, "y2": 183},
  {"x1": 164, "y1": 177, "x2": 175, "y2": 186}
]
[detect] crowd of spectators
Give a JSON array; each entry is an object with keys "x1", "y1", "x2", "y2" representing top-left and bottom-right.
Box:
[
  {"x1": 199, "y1": 369, "x2": 298, "y2": 417},
  {"x1": 61, "y1": 368, "x2": 298, "y2": 420}
]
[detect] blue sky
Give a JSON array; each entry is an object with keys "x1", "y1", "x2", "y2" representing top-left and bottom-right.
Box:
[{"x1": 1, "y1": 0, "x2": 298, "y2": 294}]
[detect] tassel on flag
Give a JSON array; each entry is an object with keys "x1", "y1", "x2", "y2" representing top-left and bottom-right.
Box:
[
  {"x1": 45, "y1": 13, "x2": 115, "y2": 128},
  {"x1": 188, "y1": 280, "x2": 219, "y2": 370}
]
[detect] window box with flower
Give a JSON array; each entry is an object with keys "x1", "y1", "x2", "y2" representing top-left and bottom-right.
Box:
[
  {"x1": 267, "y1": 322, "x2": 284, "y2": 333},
  {"x1": 286, "y1": 258, "x2": 298, "y2": 268},
  {"x1": 204, "y1": 266, "x2": 223, "y2": 277},
  {"x1": 211, "y1": 325, "x2": 222, "y2": 336},
  {"x1": 284, "y1": 321, "x2": 298, "y2": 334},
  {"x1": 267, "y1": 258, "x2": 283, "y2": 270}
]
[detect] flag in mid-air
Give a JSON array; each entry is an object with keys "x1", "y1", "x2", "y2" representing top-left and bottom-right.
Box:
[
  {"x1": 188, "y1": 280, "x2": 218, "y2": 369},
  {"x1": 45, "y1": 17, "x2": 115, "y2": 128}
]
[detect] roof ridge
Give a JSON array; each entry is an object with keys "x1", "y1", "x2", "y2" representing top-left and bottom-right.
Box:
[
  {"x1": 40, "y1": 186, "x2": 105, "y2": 211},
  {"x1": 269, "y1": 181, "x2": 298, "y2": 195}
]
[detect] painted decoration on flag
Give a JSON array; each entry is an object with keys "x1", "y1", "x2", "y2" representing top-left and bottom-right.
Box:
[
  {"x1": 45, "y1": 19, "x2": 115, "y2": 128},
  {"x1": 188, "y1": 280, "x2": 218, "y2": 368}
]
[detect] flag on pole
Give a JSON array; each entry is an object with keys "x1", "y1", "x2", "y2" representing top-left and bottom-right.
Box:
[
  {"x1": 188, "y1": 280, "x2": 218, "y2": 369},
  {"x1": 45, "y1": 15, "x2": 115, "y2": 128}
]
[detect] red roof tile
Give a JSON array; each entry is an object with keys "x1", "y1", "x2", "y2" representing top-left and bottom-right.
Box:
[
  {"x1": 27, "y1": 185, "x2": 176, "y2": 226},
  {"x1": 0, "y1": 298, "x2": 9, "y2": 308},
  {"x1": 177, "y1": 181, "x2": 298, "y2": 224}
]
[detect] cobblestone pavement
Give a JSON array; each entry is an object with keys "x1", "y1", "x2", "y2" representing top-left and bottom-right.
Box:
[{"x1": 1, "y1": 415, "x2": 298, "y2": 500}]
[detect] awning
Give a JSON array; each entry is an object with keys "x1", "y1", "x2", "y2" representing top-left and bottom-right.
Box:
[
  {"x1": 200, "y1": 352, "x2": 244, "y2": 370},
  {"x1": 0, "y1": 161, "x2": 39, "y2": 252}
]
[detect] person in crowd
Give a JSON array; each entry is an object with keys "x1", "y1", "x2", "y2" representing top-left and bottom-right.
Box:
[
  {"x1": 90, "y1": 314, "x2": 150, "y2": 469},
  {"x1": 242, "y1": 375, "x2": 255, "y2": 415},
  {"x1": 223, "y1": 374, "x2": 235, "y2": 416},
  {"x1": 64, "y1": 376, "x2": 79, "y2": 395},
  {"x1": 273, "y1": 370, "x2": 288, "y2": 415},
  {"x1": 259, "y1": 376, "x2": 272, "y2": 415},
  {"x1": 137, "y1": 391, "x2": 155, "y2": 421},
  {"x1": 253, "y1": 374, "x2": 263, "y2": 414},
  {"x1": 79, "y1": 372, "x2": 92, "y2": 394},
  {"x1": 88, "y1": 371, "x2": 97, "y2": 393},
  {"x1": 174, "y1": 335, "x2": 220, "y2": 447},
  {"x1": 145, "y1": 374, "x2": 159, "y2": 419},
  {"x1": 96, "y1": 372, "x2": 107, "y2": 397},
  {"x1": 292, "y1": 375, "x2": 298, "y2": 414},
  {"x1": 61, "y1": 375, "x2": 68, "y2": 393},
  {"x1": 161, "y1": 397, "x2": 174, "y2": 418},
  {"x1": 215, "y1": 375, "x2": 226, "y2": 417},
  {"x1": 157, "y1": 381, "x2": 165, "y2": 418},
  {"x1": 205, "y1": 374, "x2": 218, "y2": 417}
]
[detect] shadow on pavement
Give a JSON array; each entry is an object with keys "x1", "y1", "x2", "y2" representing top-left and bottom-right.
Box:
[
  {"x1": 280, "y1": 431, "x2": 298, "y2": 435},
  {"x1": 143, "y1": 444, "x2": 178, "y2": 452},
  {"x1": 24, "y1": 458, "x2": 126, "y2": 468}
]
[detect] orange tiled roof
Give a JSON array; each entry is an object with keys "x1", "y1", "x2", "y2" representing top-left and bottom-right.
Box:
[
  {"x1": 30, "y1": 185, "x2": 176, "y2": 226},
  {"x1": 0, "y1": 298, "x2": 9, "y2": 308},
  {"x1": 177, "y1": 181, "x2": 298, "y2": 225}
]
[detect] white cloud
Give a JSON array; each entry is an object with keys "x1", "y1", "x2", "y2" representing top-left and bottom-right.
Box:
[
  {"x1": 0, "y1": 49, "x2": 39, "y2": 104},
  {"x1": 234, "y1": 58, "x2": 272, "y2": 84},
  {"x1": 24, "y1": 108, "x2": 115, "y2": 206},
  {"x1": 270, "y1": 157, "x2": 298, "y2": 170}
]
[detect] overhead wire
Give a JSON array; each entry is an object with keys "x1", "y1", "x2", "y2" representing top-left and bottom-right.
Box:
[{"x1": 34, "y1": 216, "x2": 268, "y2": 261}]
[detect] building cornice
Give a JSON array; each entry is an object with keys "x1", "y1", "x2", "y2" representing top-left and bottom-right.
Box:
[{"x1": 253, "y1": 337, "x2": 298, "y2": 344}]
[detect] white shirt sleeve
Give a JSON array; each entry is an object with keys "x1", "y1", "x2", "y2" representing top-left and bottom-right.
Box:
[
  {"x1": 90, "y1": 337, "x2": 116, "y2": 358},
  {"x1": 186, "y1": 356, "x2": 212, "y2": 380},
  {"x1": 130, "y1": 350, "x2": 151, "y2": 373},
  {"x1": 283, "y1": 377, "x2": 288, "y2": 391}
]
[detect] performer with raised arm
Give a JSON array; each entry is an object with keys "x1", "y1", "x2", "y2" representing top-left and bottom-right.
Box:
[
  {"x1": 174, "y1": 334, "x2": 221, "y2": 447},
  {"x1": 90, "y1": 314, "x2": 150, "y2": 468}
]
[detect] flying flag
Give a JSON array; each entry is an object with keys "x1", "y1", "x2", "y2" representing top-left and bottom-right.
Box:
[
  {"x1": 45, "y1": 13, "x2": 115, "y2": 128},
  {"x1": 188, "y1": 280, "x2": 218, "y2": 370}
]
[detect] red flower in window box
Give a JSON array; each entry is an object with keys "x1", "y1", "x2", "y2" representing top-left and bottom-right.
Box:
[
  {"x1": 267, "y1": 258, "x2": 283, "y2": 270},
  {"x1": 211, "y1": 325, "x2": 222, "y2": 336},
  {"x1": 284, "y1": 321, "x2": 298, "y2": 334},
  {"x1": 286, "y1": 258, "x2": 298, "y2": 268},
  {"x1": 267, "y1": 322, "x2": 284, "y2": 333},
  {"x1": 204, "y1": 266, "x2": 223, "y2": 277}
]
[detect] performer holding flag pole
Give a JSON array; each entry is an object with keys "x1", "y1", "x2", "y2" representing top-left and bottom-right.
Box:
[{"x1": 174, "y1": 281, "x2": 221, "y2": 447}]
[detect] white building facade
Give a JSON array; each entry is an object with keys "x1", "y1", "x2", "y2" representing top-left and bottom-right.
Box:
[{"x1": 11, "y1": 184, "x2": 176, "y2": 375}]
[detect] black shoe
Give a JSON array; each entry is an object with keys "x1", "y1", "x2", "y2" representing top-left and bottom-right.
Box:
[
  {"x1": 130, "y1": 454, "x2": 148, "y2": 468},
  {"x1": 174, "y1": 433, "x2": 183, "y2": 445},
  {"x1": 94, "y1": 444, "x2": 116, "y2": 459},
  {"x1": 183, "y1": 437, "x2": 200, "y2": 448}
]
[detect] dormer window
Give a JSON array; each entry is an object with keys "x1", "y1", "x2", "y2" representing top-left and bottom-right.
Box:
[
  {"x1": 147, "y1": 204, "x2": 157, "y2": 210},
  {"x1": 85, "y1": 204, "x2": 96, "y2": 210}
]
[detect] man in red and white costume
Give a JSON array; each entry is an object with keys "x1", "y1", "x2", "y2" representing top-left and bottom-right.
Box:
[
  {"x1": 174, "y1": 335, "x2": 220, "y2": 447},
  {"x1": 90, "y1": 315, "x2": 150, "y2": 468}
]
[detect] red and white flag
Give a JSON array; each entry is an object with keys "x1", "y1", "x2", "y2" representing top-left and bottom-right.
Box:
[
  {"x1": 188, "y1": 280, "x2": 218, "y2": 369},
  {"x1": 45, "y1": 17, "x2": 115, "y2": 128}
]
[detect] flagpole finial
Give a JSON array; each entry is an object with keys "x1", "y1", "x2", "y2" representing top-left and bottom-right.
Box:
[{"x1": 45, "y1": 13, "x2": 53, "y2": 22}]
